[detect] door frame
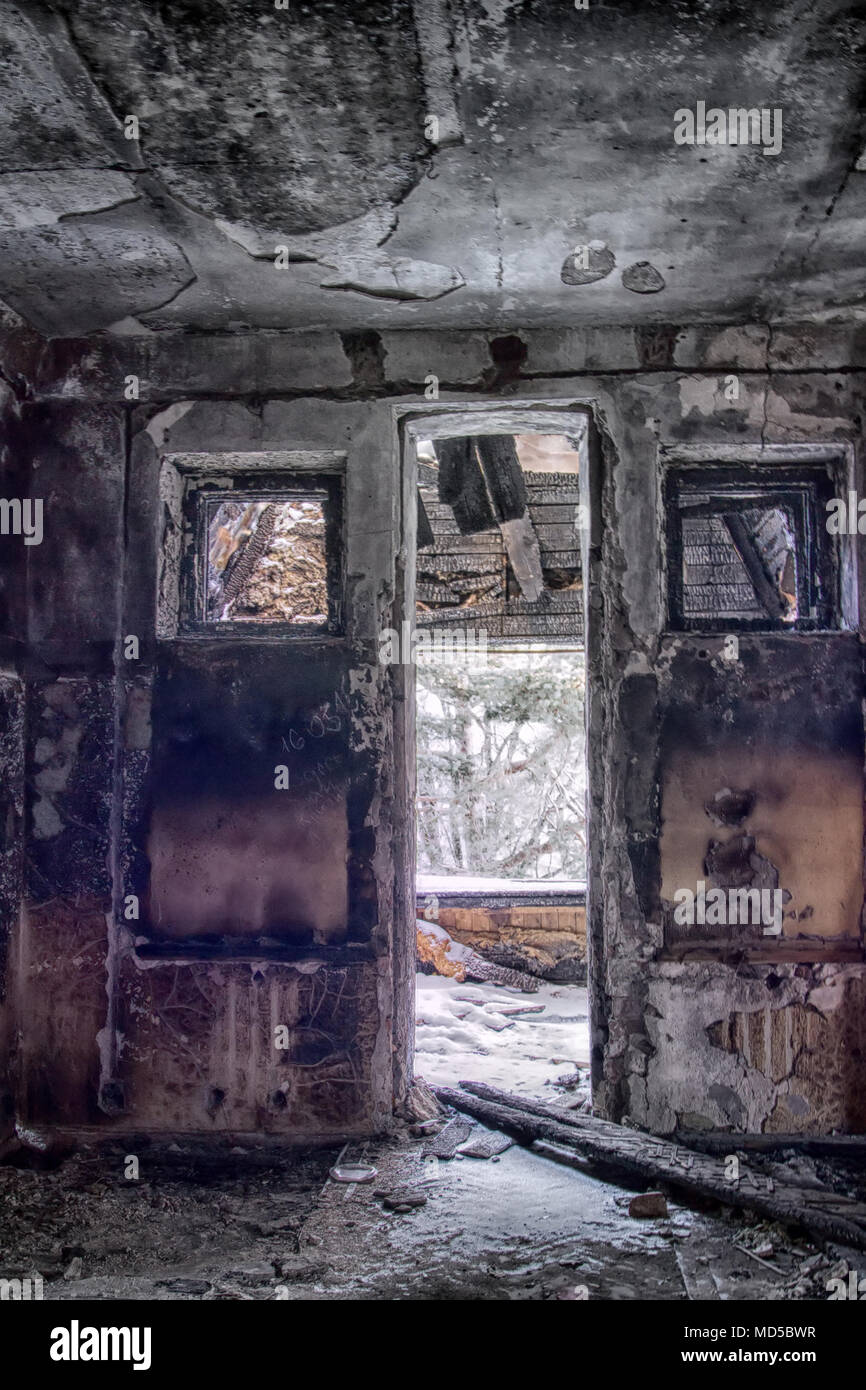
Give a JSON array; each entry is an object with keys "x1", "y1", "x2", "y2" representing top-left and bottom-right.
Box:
[{"x1": 391, "y1": 401, "x2": 605, "y2": 1101}]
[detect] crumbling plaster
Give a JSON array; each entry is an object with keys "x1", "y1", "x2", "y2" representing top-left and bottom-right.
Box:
[{"x1": 1, "y1": 1, "x2": 866, "y2": 335}]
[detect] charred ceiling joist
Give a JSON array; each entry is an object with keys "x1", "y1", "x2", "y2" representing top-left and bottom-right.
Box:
[
  {"x1": 431, "y1": 434, "x2": 545, "y2": 602},
  {"x1": 433, "y1": 436, "x2": 496, "y2": 535}
]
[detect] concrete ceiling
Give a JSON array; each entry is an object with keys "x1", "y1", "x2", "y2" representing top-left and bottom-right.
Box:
[{"x1": 0, "y1": 0, "x2": 864, "y2": 338}]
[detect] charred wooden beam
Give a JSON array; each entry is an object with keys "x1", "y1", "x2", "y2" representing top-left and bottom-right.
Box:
[
  {"x1": 417, "y1": 489, "x2": 435, "y2": 550},
  {"x1": 722, "y1": 511, "x2": 787, "y2": 619},
  {"x1": 675, "y1": 1129, "x2": 866, "y2": 1158},
  {"x1": 500, "y1": 514, "x2": 545, "y2": 602},
  {"x1": 433, "y1": 437, "x2": 497, "y2": 535},
  {"x1": 474, "y1": 436, "x2": 545, "y2": 600},
  {"x1": 219, "y1": 502, "x2": 278, "y2": 614},
  {"x1": 474, "y1": 434, "x2": 528, "y2": 522}
]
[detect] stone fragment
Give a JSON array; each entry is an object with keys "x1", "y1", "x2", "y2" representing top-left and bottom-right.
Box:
[{"x1": 380, "y1": 1192, "x2": 427, "y2": 1211}]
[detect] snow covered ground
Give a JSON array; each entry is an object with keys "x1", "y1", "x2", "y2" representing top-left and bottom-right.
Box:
[{"x1": 414, "y1": 972, "x2": 591, "y2": 1100}]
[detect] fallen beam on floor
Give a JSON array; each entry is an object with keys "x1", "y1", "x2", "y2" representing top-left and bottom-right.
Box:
[
  {"x1": 433, "y1": 1082, "x2": 866, "y2": 1250},
  {"x1": 676, "y1": 1130, "x2": 866, "y2": 1159}
]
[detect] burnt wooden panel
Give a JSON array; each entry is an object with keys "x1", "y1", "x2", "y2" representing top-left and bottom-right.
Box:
[
  {"x1": 433, "y1": 437, "x2": 497, "y2": 535},
  {"x1": 475, "y1": 435, "x2": 529, "y2": 522}
]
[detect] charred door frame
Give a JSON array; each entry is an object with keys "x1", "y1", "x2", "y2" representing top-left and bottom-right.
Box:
[{"x1": 392, "y1": 402, "x2": 604, "y2": 1097}]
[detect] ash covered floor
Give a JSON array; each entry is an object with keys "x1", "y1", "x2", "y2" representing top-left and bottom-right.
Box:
[{"x1": 0, "y1": 1127, "x2": 856, "y2": 1302}]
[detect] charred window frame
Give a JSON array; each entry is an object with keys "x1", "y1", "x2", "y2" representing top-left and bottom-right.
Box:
[
  {"x1": 178, "y1": 472, "x2": 344, "y2": 638},
  {"x1": 665, "y1": 464, "x2": 838, "y2": 633}
]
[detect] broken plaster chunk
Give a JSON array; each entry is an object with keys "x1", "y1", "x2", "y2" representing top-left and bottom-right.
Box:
[
  {"x1": 422, "y1": 1117, "x2": 474, "y2": 1159},
  {"x1": 0, "y1": 171, "x2": 139, "y2": 229},
  {"x1": 319, "y1": 256, "x2": 465, "y2": 302},
  {"x1": 561, "y1": 241, "x2": 615, "y2": 286},
  {"x1": 621, "y1": 261, "x2": 666, "y2": 294}
]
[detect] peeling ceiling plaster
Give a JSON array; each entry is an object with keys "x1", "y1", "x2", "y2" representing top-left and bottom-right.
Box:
[{"x1": 0, "y1": 0, "x2": 864, "y2": 336}]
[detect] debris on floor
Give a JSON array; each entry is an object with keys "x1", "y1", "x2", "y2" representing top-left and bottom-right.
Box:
[
  {"x1": 395, "y1": 1075, "x2": 444, "y2": 1124},
  {"x1": 417, "y1": 921, "x2": 539, "y2": 992},
  {"x1": 457, "y1": 1130, "x2": 513, "y2": 1160},
  {"x1": 375, "y1": 1189, "x2": 429, "y2": 1212},
  {"x1": 421, "y1": 1117, "x2": 474, "y2": 1159},
  {"x1": 629, "y1": 1192, "x2": 669, "y2": 1219},
  {"x1": 434, "y1": 1080, "x2": 866, "y2": 1251},
  {"x1": 1, "y1": 1119, "x2": 859, "y2": 1301}
]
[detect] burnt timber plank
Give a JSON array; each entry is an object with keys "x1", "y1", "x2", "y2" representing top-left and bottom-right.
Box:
[
  {"x1": 722, "y1": 511, "x2": 787, "y2": 619},
  {"x1": 500, "y1": 514, "x2": 545, "y2": 602},
  {"x1": 475, "y1": 435, "x2": 528, "y2": 522},
  {"x1": 417, "y1": 489, "x2": 435, "y2": 550},
  {"x1": 433, "y1": 437, "x2": 497, "y2": 535},
  {"x1": 473, "y1": 436, "x2": 545, "y2": 600},
  {"x1": 676, "y1": 1130, "x2": 866, "y2": 1158},
  {"x1": 434, "y1": 1082, "x2": 866, "y2": 1249}
]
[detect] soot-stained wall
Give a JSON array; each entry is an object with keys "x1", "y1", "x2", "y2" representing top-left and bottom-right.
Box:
[
  {"x1": 1, "y1": 318, "x2": 865, "y2": 1140},
  {"x1": 144, "y1": 643, "x2": 352, "y2": 943}
]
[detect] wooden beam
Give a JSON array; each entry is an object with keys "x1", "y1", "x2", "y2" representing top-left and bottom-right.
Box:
[
  {"x1": 722, "y1": 511, "x2": 787, "y2": 619},
  {"x1": 433, "y1": 437, "x2": 497, "y2": 535},
  {"x1": 417, "y1": 489, "x2": 435, "y2": 550},
  {"x1": 499, "y1": 514, "x2": 545, "y2": 602},
  {"x1": 434, "y1": 1082, "x2": 866, "y2": 1250},
  {"x1": 474, "y1": 435, "x2": 545, "y2": 600},
  {"x1": 474, "y1": 434, "x2": 528, "y2": 522}
]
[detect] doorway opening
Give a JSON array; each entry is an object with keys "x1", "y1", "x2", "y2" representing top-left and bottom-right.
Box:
[{"x1": 404, "y1": 418, "x2": 593, "y2": 1108}]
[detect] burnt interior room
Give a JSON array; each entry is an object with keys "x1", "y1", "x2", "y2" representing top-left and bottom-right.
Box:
[{"x1": 3, "y1": 0, "x2": 866, "y2": 1317}]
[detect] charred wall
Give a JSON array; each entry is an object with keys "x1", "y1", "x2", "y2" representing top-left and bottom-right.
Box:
[{"x1": 0, "y1": 318, "x2": 864, "y2": 1140}]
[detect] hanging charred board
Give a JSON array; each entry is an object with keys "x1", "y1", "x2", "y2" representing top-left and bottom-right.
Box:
[
  {"x1": 474, "y1": 435, "x2": 529, "y2": 522},
  {"x1": 722, "y1": 511, "x2": 788, "y2": 619},
  {"x1": 499, "y1": 514, "x2": 545, "y2": 601},
  {"x1": 433, "y1": 437, "x2": 497, "y2": 535}
]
